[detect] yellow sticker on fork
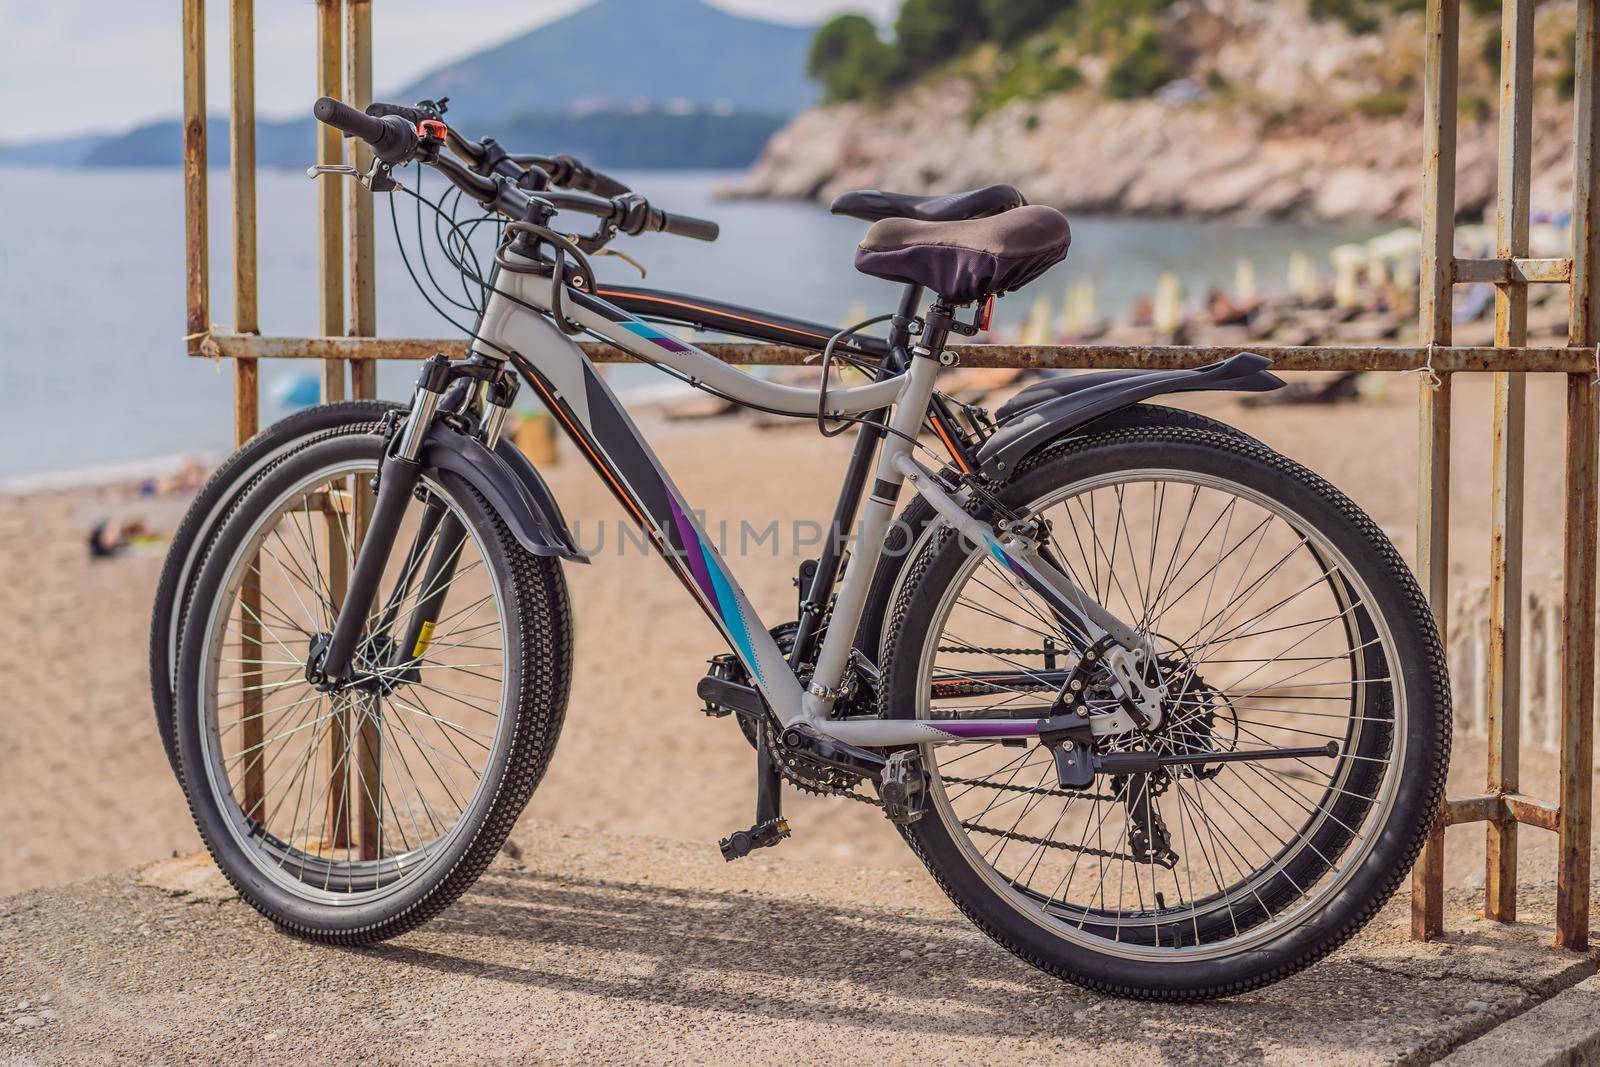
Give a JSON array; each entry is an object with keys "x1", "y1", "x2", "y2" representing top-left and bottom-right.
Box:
[{"x1": 412, "y1": 621, "x2": 436, "y2": 658}]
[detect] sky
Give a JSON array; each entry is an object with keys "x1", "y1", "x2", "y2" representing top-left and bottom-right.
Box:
[{"x1": 2, "y1": 0, "x2": 899, "y2": 142}]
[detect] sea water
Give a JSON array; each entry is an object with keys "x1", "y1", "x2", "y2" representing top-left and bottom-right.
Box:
[{"x1": 0, "y1": 165, "x2": 1371, "y2": 479}]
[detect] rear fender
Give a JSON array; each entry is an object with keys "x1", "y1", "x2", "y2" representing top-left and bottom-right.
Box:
[
  {"x1": 975, "y1": 353, "x2": 1283, "y2": 480},
  {"x1": 420, "y1": 427, "x2": 586, "y2": 562}
]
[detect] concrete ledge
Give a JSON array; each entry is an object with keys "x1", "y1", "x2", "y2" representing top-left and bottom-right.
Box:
[
  {"x1": 2, "y1": 820, "x2": 1599, "y2": 1064},
  {"x1": 1441, "y1": 973, "x2": 1600, "y2": 1067}
]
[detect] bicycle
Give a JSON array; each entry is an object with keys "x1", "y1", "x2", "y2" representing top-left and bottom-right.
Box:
[
  {"x1": 148, "y1": 98, "x2": 1245, "y2": 776},
  {"x1": 163, "y1": 96, "x2": 1450, "y2": 1001}
]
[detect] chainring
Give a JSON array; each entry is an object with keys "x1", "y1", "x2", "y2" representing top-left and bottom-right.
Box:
[{"x1": 715, "y1": 621, "x2": 869, "y2": 796}]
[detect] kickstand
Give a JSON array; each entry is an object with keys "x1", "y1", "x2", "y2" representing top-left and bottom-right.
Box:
[{"x1": 718, "y1": 723, "x2": 792, "y2": 861}]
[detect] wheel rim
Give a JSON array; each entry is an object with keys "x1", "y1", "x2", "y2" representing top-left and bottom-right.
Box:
[
  {"x1": 912, "y1": 467, "x2": 1405, "y2": 961},
  {"x1": 194, "y1": 456, "x2": 512, "y2": 906}
]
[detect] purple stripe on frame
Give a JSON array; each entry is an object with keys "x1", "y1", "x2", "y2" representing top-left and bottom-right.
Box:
[
  {"x1": 934, "y1": 721, "x2": 1041, "y2": 738},
  {"x1": 666, "y1": 493, "x2": 716, "y2": 603},
  {"x1": 650, "y1": 333, "x2": 693, "y2": 353},
  {"x1": 622, "y1": 321, "x2": 695, "y2": 353}
]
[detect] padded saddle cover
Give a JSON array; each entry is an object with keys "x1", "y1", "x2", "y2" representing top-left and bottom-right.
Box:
[
  {"x1": 829, "y1": 184, "x2": 1027, "y2": 223},
  {"x1": 852, "y1": 204, "x2": 1072, "y2": 304}
]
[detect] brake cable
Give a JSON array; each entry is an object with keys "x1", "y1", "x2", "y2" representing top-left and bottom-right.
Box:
[
  {"x1": 812, "y1": 314, "x2": 894, "y2": 438},
  {"x1": 495, "y1": 221, "x2": 599, "y2": 336}
]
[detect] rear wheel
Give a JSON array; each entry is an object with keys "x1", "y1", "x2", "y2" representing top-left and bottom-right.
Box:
[
  {"x1": 150, "y1": 400, "x2": 402, "y2": 777},
  {"x1": 879, "y1": 427, "x2": 1449, "y2": 999},
  {"x1": 175, "y1": 433, "x2": 571, "y2": 942}
]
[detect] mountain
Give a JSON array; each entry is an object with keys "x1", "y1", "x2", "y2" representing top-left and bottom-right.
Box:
[
  {"x1": 397, "y1": 0, "x2": 817, "y2": 125},
  {"x1": 0, "y1": 132, "x2": 112, "y2": 166},
  {"x1": 78, "y1": 118, "x2": 313, "y2": 169},
  {"x1": 54, "y1": 105, "x2": 782, "y2": 171},
  {"x1": 0, "y1": 0, "x2": 814, "y2": 172}
]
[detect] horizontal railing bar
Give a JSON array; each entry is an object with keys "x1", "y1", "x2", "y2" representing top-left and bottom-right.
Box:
[
  {"x1": 196, "y1": 332, "x2": 1599, "y2": 374},
  {"x1": 1446, "y1": 794, "x2": 1502, "y2": 825},
  {"x1": 1506, "y1": 793, "x2": 1562, "y2": 831},
  {"x1": 1455, "y1": 256, "x2": 1574, "y2": 284},
  {"x1": 1445, "y1": 792, "x2": 1561, "y2": 830}
]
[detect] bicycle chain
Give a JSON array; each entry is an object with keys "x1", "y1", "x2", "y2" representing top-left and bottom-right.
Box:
[
  {"x1": 745, "y1": 635, "x2": 1142, "y2": 862},
  {"x1": 769, "y1": 733, "x2": 1135, "y2": 862},
  {"x1": 957, "y1": 819, "x2": 1136, "y2": 862},
  {"x1": 936, "y1": 645, "x2": 1055, "y2": 656}
]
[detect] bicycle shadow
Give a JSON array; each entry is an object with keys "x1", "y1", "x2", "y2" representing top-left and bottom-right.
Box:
[
  {"x1": 369, "y1": 866, "x2": 1051, "y2": 1039},
  {"x1": 358, "y1": 864, "x2": 1341, "y2": 1051}
]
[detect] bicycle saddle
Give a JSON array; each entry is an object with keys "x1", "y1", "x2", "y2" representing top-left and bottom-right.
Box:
[
  {"x1": 828, "y1": 184, "x2": 1026, "y2": 223},
  {"x1": 853, "y1": 204, "x2": 1071, "y2": 304}
]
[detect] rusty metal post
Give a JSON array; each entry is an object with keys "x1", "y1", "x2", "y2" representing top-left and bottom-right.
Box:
[
  {"x1": 181, "y1": 0, "x2": 207, "y2": 355},
  {"x1": 316, "y1": 0, "x2": 347, "y2": 400},
  {"x1": 231, "y1": 0, "x2": 265, "y2": 818},
  {"x1": 1411, "y1": 0, "x2": 1458, "y2": 942},
  {"x1": 345, "y1": 0, "x2": 381, "y2": 862},
  {"x1": 1557, "y1": 0, "x2": 1600, "y2": 953},
  {"x1": 1484, "y1": 0, "x2": 1534, "y2": 925},
  {"x1": 346, "y1": 0, "x2": 378, "y2": 401},
  {"x1": 316, "y1": 0, "x2": 351, "y2": 852}
]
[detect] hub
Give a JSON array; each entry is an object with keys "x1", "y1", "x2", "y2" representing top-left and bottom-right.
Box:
[{"x1": 304, "y1": 631, "x2": 400, "y2": 694}]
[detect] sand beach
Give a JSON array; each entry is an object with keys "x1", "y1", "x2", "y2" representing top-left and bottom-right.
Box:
[{"x1": 0, "y1": 375, "x2": 1588, "y2": 902}]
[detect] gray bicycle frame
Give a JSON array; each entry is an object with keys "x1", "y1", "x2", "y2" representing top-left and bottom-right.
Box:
[{"x1": 472, "y1": 252, "x2": 1146, "y2": 747}]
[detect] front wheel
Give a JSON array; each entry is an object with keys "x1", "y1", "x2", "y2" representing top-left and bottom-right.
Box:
[
  {"x1": 175, "y1": 433, "x2": 572, "y2": 943},
  {"x1": 879, "y1": 427, "x2": 1449, "y2": 999}
]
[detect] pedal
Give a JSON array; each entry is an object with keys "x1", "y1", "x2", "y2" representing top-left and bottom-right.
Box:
[
  {"x1": 878, "y1": 750, "x2": 927, "y2": 825},
  {"x1": 718, "y1": 818, "x2": 790, "y2": 862},
  {"x1": 698, "y1": 653, "x2": 745, "y2": 718}
]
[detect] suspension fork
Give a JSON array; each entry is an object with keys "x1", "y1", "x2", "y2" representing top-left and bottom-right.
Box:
[
  {"x1": 319, "y1": 351, "x2": 522, "y2": 686},
  {"x1": 379, "y1": 370, "x2": 517, "y2": 679},
  {"x1": 314, "y1": 356, "x2": 454, "y2": 684}
]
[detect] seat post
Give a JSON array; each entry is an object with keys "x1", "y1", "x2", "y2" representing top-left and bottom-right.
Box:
[
  {"x1": 916, "y1": 300, "x2": 958, "y2": 364},
  {"x1": 887, "y1": 283, "x2": 924, "y2": 361}
]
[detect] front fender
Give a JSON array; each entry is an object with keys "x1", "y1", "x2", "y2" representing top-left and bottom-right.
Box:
[
  {"x1": 420, "y1": 427, "x2": 586, "y2": 562},
  {"x1": 975, "y1": 353, "x2": 1283, "y2": 479}
]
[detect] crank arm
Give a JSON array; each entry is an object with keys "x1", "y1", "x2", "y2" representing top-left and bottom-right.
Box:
[
  {"x1": 1095, "y1": 742, "x2": 1339, "y2": 776},
  {"x1": 778, "y1": 723, "x2": 887, "y2": 783}
]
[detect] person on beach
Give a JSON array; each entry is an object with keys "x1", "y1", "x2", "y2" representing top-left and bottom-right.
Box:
[{"x1": 87, "y1": 517, "x2": 156, "y2": 559}]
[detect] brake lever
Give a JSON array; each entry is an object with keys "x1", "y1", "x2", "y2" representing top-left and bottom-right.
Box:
[
  {"x1": 304, "y1": 158, "x2": 404, "y2": 192},
  {"x1": 592, "y1": 246, "x2": 647, "y2": 279},
  {"x1": 569, "y1": 225, "x2": 620, "y2": 258}
]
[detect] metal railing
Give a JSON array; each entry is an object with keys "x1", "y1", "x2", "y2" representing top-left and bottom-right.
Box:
[{"x1": 179, "y1": 0, "x2": 1600, "y2": 948}]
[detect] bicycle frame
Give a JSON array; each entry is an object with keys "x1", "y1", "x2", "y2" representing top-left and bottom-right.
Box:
[
  {"x1": 315, "y1": 246, "x2": 1151, "y2": 750},
  {"x1": 470, "y1": 249, "x2": 1149, "y2": 745}
]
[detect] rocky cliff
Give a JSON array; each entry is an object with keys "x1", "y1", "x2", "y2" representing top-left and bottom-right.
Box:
[{"x1": 740, "y1": 0, "x2": 1579, "y2": 225}]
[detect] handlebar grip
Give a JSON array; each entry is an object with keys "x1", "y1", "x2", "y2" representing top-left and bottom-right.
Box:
[
  {"x1": 579, "y1": 167, "x2": 632, "y2": 199},
  {"x1": 312, "y1": 97, "x2": 418, "y2": 164},
  {"x1": 314, "y1": 96, "x2": 386, "y2": 141},
  {"x1": 654, "y1": 209, "x2": 720, "y2": 242},
  {"x1": 550, "y1": 154, "x2": 632, "y2": 198}
]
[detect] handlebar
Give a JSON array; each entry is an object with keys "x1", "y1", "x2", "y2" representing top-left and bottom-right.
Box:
[
  {"x1": 539, "y1": 155, "x2": 632, "y2": 199},
  {"x1": 312, "y1": 97, "x2": 720, "y2": 244}
]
